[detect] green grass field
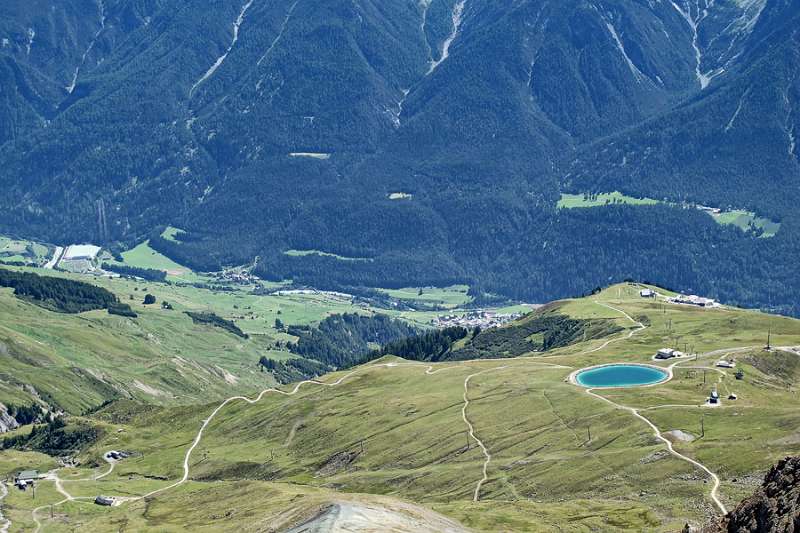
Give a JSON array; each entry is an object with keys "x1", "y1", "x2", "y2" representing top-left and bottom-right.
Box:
[
  {"x1": 283, "y1": 249, "x2": 372, "y2": 262},
  {"x1": 557, "y1": 192, "x2": 660, "y2": 208},
  {"x1": 160, "y1": 226, "x2": 185, "y2": 243},
  {"x1": 0, "y1": 262, "x2": 520, "y2": 415},
  {"x1": 378, "y1": 285, "x2": 472, "y2": 308},
  {"x1": 557, "y1": 194, "x2": 781, "y2": 237},
  {"x1": 4, "y1": 283, "x2": 799, "y2": 531},
  {"x1": 0, "y1": 236, "x2": 51, "y2": 265},
  {"x1": 111, "y1": 240, "x2": 206, "y2": 283},
  {"x1": 712, "y1": 210, "x2": 781, "y2": 237}
]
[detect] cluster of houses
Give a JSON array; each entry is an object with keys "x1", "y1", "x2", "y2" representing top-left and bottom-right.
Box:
[
  {"x1": 211, "y1": 268, "x2": 259, "y2": 285},
  {"x1": 431, "y1": 310, "x2": 524, "y2": 330},
  {"x1": 668, "y1": 294, "x2": 718, "y2": 308},
  {"x1": 640, "y1": 287, "x2": 719, "y2": 309}
]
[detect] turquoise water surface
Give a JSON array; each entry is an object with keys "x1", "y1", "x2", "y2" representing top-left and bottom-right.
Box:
[{"x1": 576, "y1": 364, "x2": 668, "y2": 388}]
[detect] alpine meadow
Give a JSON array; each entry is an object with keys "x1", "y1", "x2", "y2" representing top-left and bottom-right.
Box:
[{"x1": 1, "y1": 0, "x2": 799, "y2": 531}]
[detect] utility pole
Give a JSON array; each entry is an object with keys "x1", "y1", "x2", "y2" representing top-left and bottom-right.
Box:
[
  {"x1": 766, "y1": 328, "x2": 771, "y2": 350},
  {"x1": 701, "y1": 415, "x2": 705, "y2": 438},
  {"x1": 587, "y1": 425, "x2": 592, "y2": 443},
  {"x1": 466, "y1": 430, "x2": 470, "y2": 450},
  {"x1": 703, "y1": 370, "x2": 707, "y2": 384}
]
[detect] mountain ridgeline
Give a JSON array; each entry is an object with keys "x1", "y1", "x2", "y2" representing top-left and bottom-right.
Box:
[{"x1": 1, "y1": 0, "x2": 799, "y2": 314}]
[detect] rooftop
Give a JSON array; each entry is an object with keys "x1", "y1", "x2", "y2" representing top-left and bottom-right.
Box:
[
  {"x1": 16, "y1": 470, "x2": 38, "y2": 480},
  {"x1": 63, "y1": 244, "x2": 101, "y2": 260}
]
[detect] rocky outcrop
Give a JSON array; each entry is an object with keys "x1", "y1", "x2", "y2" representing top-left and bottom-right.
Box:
[
  {"x1": 708, "y1": 456, "x2": 800, "y2": 532},
  {"x1": 0, "y1": 403, "x2": 19, "y2": 433}
]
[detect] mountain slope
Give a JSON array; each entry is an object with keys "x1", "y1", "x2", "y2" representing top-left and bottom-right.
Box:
[
  {"x1": 0, "y1": 0, "x2": 798, "y2": 314},
  {"x1": 4, "y1": 283, "x2": 800, "y2": 531}
]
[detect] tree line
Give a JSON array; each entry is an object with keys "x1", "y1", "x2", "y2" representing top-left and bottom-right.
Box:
[{"x1": 0, "y1": 267, "x2": 117, "y2": 313}]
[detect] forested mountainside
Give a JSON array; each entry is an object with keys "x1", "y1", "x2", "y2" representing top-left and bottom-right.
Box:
[{"x1": 1, "y1": 0, "x2": 799, "y2": 314}]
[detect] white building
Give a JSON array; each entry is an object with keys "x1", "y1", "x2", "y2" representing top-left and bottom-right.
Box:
[
  {"x1": 656, "y1": 348, "x2": 675, "y2": 359},
  {"x1": 640, "y1": 289, "x2": 655, "y2": 298},
  {"x1": 63, "y1": 244, "x2": 101, "y2": 261}
]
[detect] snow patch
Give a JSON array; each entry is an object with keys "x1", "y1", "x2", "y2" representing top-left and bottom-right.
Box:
[{"x1": 190, "y1": 0, "x2": 255, "y2": 97}]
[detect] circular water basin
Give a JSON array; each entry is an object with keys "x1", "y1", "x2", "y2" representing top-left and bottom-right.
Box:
[{"x1": 574, "y1": 364, "x2": 669, "y2": 388}]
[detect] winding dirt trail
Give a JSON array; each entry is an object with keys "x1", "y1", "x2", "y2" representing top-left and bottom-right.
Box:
[
  {"x1": 462, "y1": 367, "x2": 507, "y2": 501},
  {"x1": 585, "y1": 388, "x2": 727, "y2": 514},
  {"x1": 28, "y1": 298, "x2": 747, "y2": 529},
  {"x1": 30, "y1": 359, "x2": 574, "y2": 529},
  {"x1": 578, "y1": 301, "x2": 647, "y2": 354},
  {"x1": 578, "y1": 301, "x2": 728, "y2": 515}
]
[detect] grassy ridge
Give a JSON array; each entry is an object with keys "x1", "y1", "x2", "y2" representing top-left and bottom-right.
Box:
[{"x1": 4, "y1": 283, "x2": 800, "y2": 530}]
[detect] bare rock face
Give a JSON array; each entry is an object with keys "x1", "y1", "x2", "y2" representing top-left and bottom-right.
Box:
[
  {"x1": 712, "y1": 456, "x2": 800, "y2": 533},
  {"x1": 0, "y1": 403, "x2": 19, "y2": 434}
]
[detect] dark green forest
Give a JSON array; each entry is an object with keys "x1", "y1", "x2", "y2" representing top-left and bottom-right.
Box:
[
  {"x1": 185, "y1": 311, "x2": 248, "y2": 339},
  {"x1": 285, "y1": 313, "x2": 419, "y2": 369},
  {"x1": 0, "y1": 268, "x2": 117, "y2": 313},
  {"x1": 372, "y1": 308, "x2": 622, "y2": 362}
]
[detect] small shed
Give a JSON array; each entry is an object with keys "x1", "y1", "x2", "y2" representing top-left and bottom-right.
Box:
[
  {"x1": 640, "y1": 289, "x2": 655, "y2": 298},
  {"x1": 656, "y1": 348, "x2": 675, "y2": 359},
  {"x1": 95, "y1": 495, "x2": 114, "y2": 506}
]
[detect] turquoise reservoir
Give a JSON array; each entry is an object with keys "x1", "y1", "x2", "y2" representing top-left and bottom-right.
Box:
[{"x1": 576, "y1": 364, "x2": 668, "y2": 388}]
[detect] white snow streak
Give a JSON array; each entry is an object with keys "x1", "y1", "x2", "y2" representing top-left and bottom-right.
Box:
[
  {"x1": 605, "y1": 22, "x2": 646, "y2": 84},
  {"x1": 190, "y1": 0, "x2": 255, "y2": 97},
  {"x1": 427, "y1": 0, "x2": 465, "y2": 74},
  {"x1": 419, "y1": 0, "x2": 433, "y2": 64},
  {"x1": 725, "y1": 87, "x2": 749, "y2": 132},
  {"x1": 257, "y1": 0, "x2": 299, "y2": 67},
  {"x1": 26, "y1": 28, "x2": 35, "y2": 55},
  {"x1": 731, "y1": 0, "x2": 766, "y2": 35},
  {"x1": 67, "y1": 0, "x2": 106, "y2": 94},
  {"x1": 392, "y1": 88, "x2": 410, "y2": 128},
  {"x1": 670, "y1": 0, "x2": 722, "y2": 89},
  {"x1": 785, "y1": 88, "x2": 797, "y2": 157}
]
